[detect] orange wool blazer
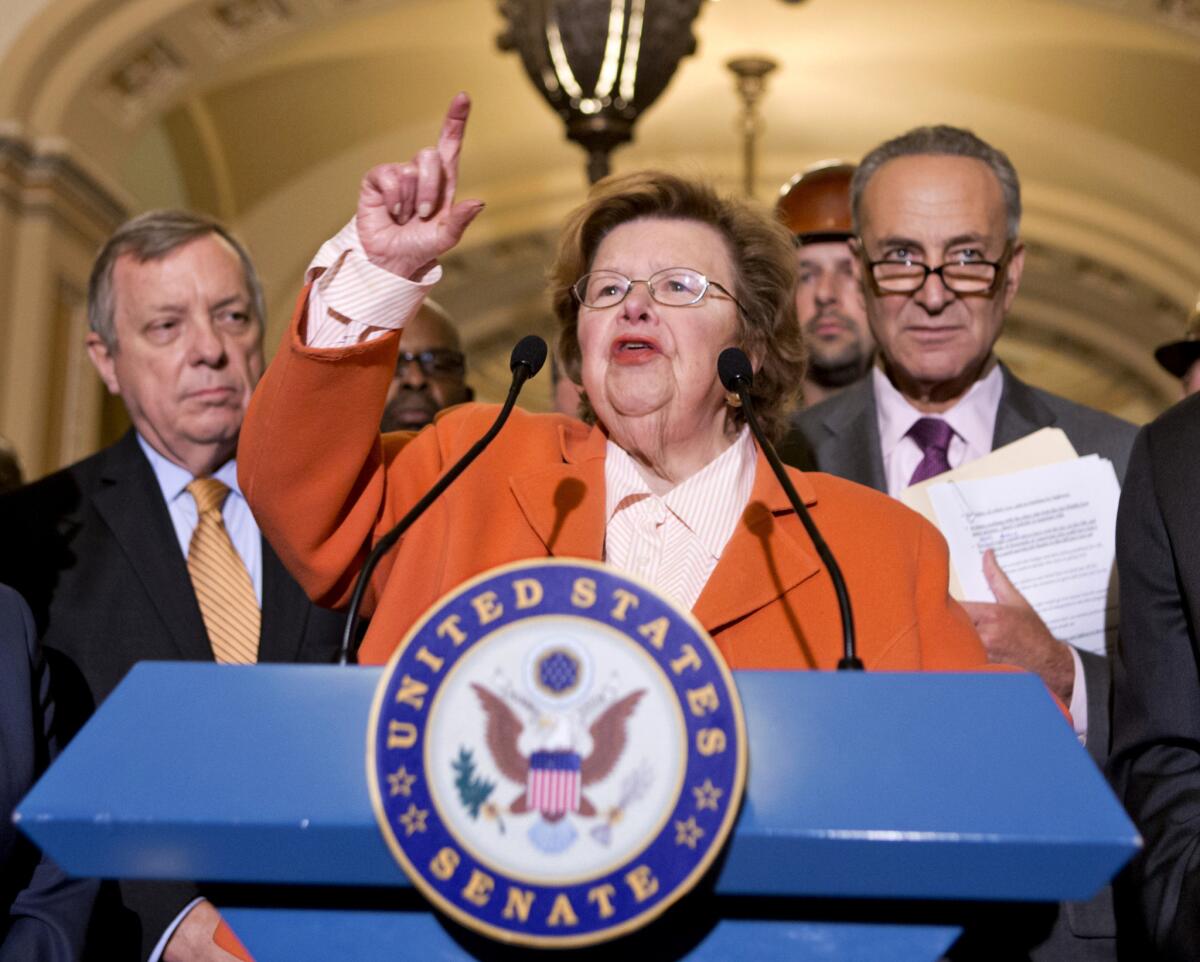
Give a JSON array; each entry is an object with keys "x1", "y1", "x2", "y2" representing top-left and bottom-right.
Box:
[{"x1": 239, "y1": 306, "x2": 989, "y2": 672}]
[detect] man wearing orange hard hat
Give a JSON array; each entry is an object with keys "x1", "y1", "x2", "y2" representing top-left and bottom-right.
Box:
[{"x1": 775, "y1": 161, "x2": 874, "y2": 408}]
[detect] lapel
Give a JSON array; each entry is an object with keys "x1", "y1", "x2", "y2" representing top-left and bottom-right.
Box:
[
  {"x1": 508, "y1": 424, "x2": 823, "y2": 632},
  {"x1": 508, "y1": 422, "x2": 608, "y2": 560},
  {"x1": 258, "y1": 538, "x2": 309, "y2": 662},
  {"x1": 813, "y1": 377, "x2": 887, "y2": 492},
  {"x1": 89, "y1": 432, "x2": 212, "y2": 661},
  {"x1": 992, "y1": 364, "x2": 1056, "y2": 448},
  {"x1": 692, "y1": 447, "x2": 822, "y2": 633},
  {"x1": 1150, "y1": 403, "x2": 1200, "y2": 633}
]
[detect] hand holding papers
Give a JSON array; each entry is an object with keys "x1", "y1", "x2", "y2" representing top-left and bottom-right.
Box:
[
  {"x1": 902, "y1": 431, "x2": 1120, "y2": 659},
  {"x1": 966, "y1": 549, "x2": 1077, "y2": 705}
]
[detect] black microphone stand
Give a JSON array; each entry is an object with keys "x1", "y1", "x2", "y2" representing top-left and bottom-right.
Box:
[
  {"x1": 719, "y1": 348, "x2": 863, "y2": 671},
  {"x1": 338, "y1": 335, "x2": 547, "y2": 664}
]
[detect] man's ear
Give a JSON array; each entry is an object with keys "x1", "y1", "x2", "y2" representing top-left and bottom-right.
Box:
[
  {"x1": 1002, "y1": 241, "x2": 1026, "y2": 311},
  {"x1": 848, "y1": 236, "x2": 864, "y2": 282},
  {"x1": 85, "y1": 332, "x2": 121, "y2": 396}
]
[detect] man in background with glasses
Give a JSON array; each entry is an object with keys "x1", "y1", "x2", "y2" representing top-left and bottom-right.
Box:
[
  {"x1": 784, "y1": 124, "x2": 1135, "y2": 961},
  {"x1": 380, "y1": 299, "x2": 473, "y2": 432}
]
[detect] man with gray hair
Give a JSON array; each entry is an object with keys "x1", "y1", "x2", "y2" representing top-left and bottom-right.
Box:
[
  {"x1": 0, "y1": 210, "x2": 342, "y2": 962},
  {"x1": 783, "y1": 126, "x2": 1136, "y2": 959}
]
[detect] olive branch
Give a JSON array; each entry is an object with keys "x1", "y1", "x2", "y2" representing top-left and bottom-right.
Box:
[{"x1": 452, "y1": 747, "x2": 495, "y2": 819}]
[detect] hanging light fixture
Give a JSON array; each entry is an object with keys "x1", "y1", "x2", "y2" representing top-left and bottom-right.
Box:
[
  {"x1": 497, "y1": 0, "x2": 704, "y2": 184},
  {"x1": 726, "y1": 56, "x2": 778, "y2": 199}
]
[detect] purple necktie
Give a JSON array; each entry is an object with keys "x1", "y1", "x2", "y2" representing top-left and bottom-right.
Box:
[{"x1": 907, "y1": 417, "x2": 955, "y2": 485}]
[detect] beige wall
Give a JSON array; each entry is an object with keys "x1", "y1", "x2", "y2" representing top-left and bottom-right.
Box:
[{"x1": 0, "y1": 138, "x2": 127, "y2": 478}]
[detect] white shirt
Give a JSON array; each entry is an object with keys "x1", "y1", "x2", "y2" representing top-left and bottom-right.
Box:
[
  {"x1": 873, "y1": 363, "x2": 1003, "y2": 499},
  {"x1": 305, "y1": 218, "x2": 437, "y2": 347},
  {"x1": 604, "y1": 427, "x2": 757, "y2": 610},
  {"x1": 136, "y1": 435, "x2": 262, "y2": 603}
]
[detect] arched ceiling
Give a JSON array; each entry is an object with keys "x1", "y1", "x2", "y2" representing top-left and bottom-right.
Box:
[{"x1": 3, "y1": 0, "x2": 1199, "y2": 416}]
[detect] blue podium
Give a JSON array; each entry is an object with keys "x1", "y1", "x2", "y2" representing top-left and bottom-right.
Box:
[{"x1": 16, "y1": 664, "x2": 1137, "y2": 960}]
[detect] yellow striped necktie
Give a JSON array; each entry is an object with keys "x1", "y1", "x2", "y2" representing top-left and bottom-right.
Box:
[{"x1": 187, "y1": 478, "x2": 260, "y2": 664}]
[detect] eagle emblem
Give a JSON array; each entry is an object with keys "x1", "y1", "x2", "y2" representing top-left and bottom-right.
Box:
[
  {"x1": 469, "y1": 680, "x2": 645, "y2": 852},
  {"x1": 368, "y1": 559, "x2": 746, "y2": 948}
]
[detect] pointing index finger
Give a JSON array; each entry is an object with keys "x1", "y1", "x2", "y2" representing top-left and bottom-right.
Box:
[{"x1": 437, "y1": 92, "x2": 470, "y2": 199}]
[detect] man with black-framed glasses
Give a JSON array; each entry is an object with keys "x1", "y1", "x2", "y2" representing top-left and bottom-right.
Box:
[
  {"x1": 380, "y1": 299, "x2": 473, "y2": 432},
  {"x1": 784, "y1": 124, "x2": 1135, "y2": 962}
]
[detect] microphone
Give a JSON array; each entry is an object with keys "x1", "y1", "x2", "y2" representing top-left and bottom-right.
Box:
[
  {"x1": 718, "y1": 347, "x2": 863, "y2": 671},
  {"x1": 511, "y1": 333, "x2": 548, "y2": 380},
  {"x1": 338, "y1": 334, "x2": 549, "y2": 664}
]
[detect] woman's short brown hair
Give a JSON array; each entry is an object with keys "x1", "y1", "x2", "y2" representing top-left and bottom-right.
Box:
[{"x1": 549, "y1": 170, "x2": 805, "y2": 442}]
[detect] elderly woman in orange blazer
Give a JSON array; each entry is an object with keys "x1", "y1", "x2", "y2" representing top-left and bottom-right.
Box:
[{"x1": 239, "y1": 94, "x2": 987, "y2": 672}]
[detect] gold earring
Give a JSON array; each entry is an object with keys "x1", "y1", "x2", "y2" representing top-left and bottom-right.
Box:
[{"x1": 725, "y1": 391, "x2": 742, "y2": 408}]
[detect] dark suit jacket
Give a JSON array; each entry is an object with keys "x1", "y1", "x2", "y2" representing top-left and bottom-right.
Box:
[
  {"x1": 1108, "y1": 393, "x2": 1200, "y2": 961},
  {"x1": 782, "y1": 364, "x2": 1138, "y2": 960},
  {"x1": 0, "y1": 432, "x2": 343, "y2": 961},
  {"x1": 0, "y1": 584, "x2": 96, "y2": 962}
]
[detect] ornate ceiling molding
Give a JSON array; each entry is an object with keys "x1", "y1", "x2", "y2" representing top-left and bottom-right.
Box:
[
  {"x1": 0, "y1": 134, "x2": 127, "y2": 244},
  {"x1": 2, "y1": 0, "x2": 405, "y2": 134},
  {"x1": 1020, "y1": 237, "x2": 1188, "y2": 340},
  {"x1": 976, "y1": 238, "x2": 1184, "y2": 420},
  {"x1": 432, "y1": 227, "x2": 560, "y2": 411}
]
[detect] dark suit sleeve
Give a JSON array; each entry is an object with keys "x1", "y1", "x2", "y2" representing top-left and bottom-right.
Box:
[
  {"x1": 0, "y1": 585, "x2": 97, "y2": 962},
  {"x1": 1109, "y1": 426, "x2": 1200, "y2": 961}
]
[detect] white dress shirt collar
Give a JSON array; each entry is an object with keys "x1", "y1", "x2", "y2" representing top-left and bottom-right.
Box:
[
  {"x1": 603, "y1": 426, "x2": 756, "y2": 562},
  {"x1": 874, "y1": 361, "x2": 1004, "y2": 497},
  {"x1": 136, "y1": 434, "x2": 242, "y2": 508},
  {"x1": 135, "y1": 434, "x2": 262, "y2": 602}
]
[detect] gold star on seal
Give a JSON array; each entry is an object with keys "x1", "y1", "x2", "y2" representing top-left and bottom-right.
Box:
[
  {"x1": 692, "y1": 778, "x2": 724, "y2": 812},
  {"x1": 386, "y1": 765, "x2": 417, "y2": 798},
  {"x1": 674, "y1": 816, "x2": 705, "y2": 850},
  {"x1": 398, "y1": 804, "x2": 428, "y2": 836}
]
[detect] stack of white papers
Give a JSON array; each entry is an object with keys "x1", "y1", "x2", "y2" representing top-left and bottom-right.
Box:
[{"x1": 900, "y1": 429, "x2": 1120, "y2": 656}]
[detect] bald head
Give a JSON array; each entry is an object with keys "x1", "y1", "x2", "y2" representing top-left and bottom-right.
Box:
[
  {"x1": 405, "y1": 301, "x2": 462, "y2": 354},
  {"x1": 381, "y1": 300, "x2": 472, "y2": 431}
]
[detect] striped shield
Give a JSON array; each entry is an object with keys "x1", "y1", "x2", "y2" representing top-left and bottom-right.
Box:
[{"x1": 526, "y1": 750, "x2": 582, "y2": 817}]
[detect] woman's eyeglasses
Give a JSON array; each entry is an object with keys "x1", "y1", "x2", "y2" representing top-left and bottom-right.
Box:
[{"x1": 571, "y1": 268, "x2": 745, "y2": 316}]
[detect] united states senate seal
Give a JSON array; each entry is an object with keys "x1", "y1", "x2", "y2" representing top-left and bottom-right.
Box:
[{"x1": 367, "y1": 559, "x2": 747, "y2": 948}]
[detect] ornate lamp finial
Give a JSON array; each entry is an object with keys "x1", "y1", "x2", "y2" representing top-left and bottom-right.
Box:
[{"x1": 727, "y1": 56, "x2": 778, "y2": 199}]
